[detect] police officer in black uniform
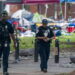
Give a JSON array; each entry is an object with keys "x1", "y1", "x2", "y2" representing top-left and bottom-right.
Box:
[
  {"x1": 36, "y1": 19, "x2": 54, "y2": 73},
  {"x1": 0, "y1": 11, "x2": 16, "y2": 75}
]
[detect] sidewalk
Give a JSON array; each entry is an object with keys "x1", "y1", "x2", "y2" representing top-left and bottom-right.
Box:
[{"x1": 0, "y1": 55, "x2": 75, "y2": 75}]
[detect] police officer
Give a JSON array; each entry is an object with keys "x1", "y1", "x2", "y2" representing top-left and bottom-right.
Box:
[
  {"x1": 36, "y1": 19, "x2": 54, "y2": 73},
  {"x1": 0, "y1": 11, "x2": 16, "y2": 75}
]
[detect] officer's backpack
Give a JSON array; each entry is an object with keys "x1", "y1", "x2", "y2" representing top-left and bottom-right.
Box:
[{"x1": 0, "y1": 22, "x2": 10, "y2": 42}]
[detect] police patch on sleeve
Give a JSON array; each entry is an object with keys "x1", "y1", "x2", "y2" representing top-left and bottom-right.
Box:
[
  {"x1": 36, "y1": 29, "x2": 39, "y2": 33},
  {"x1": 48, "y1": 29, "x2": 50, "y2": 33}
]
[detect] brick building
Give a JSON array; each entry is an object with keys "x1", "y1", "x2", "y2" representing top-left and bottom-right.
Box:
[{"x1": 9, "y1": 3, "x2": 75, "y2": 20}]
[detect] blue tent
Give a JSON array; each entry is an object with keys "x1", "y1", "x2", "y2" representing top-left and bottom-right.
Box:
[
  {"x1": 7, "y1": 18, "x2": 19, "y2": 24},
  {"x1": 60, "y1": 0, "x2": 65, "y2": 2},
  {"x1": 69, "y1": 23, "x2": 75, "y2": 26},
  {"x1": 68, "y1": 0, "x2": 75, "y2": 2},
  {"x1": 60, "y1": 0, "x2": 75, "y2": 2}
]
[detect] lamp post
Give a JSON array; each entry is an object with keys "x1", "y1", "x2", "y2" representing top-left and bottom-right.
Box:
[
  {"x1": 54, "y1": 3, "x2": 58, "y2": 20},
  {"x1": 64, "y1": 0, "x2": 68, "y2": 20},
  {"x1": 64, "y1": 0, "x2": 66, "y2": 20},
  {"x1": 60, "y1": 3, "x2": 63, "y2": 19},
  {"x1": 45, "y1": 4, "x2": 48, "y2": 17}
]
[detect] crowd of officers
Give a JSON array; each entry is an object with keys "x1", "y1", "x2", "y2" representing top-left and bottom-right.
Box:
[{"x1": 0, "y1": 11, "x2": 54, "y2": 75}]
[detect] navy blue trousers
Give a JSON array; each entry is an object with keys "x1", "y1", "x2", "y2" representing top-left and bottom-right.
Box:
[
  {"x1": 0, "y1": 43, "x2": 10, "y2": 72},
  {"x1": 39, "y1": 44, "x2": 50, "y2": 70}
]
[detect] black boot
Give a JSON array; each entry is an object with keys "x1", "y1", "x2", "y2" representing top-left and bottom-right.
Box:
[
  {"x1": 41, "y1": 68, "x2": 43, "y2": 71},
  {"x1": 42, "y1": 68, "x2": 47, "y2": 73}
]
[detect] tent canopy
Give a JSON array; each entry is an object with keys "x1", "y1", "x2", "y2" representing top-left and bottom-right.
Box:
[
  {"x1": 23, "y1": 0, "x2": 59, "y2": 4},
  {"x1": 5, "y1": 0, "x2": 59, "y2": 4}
]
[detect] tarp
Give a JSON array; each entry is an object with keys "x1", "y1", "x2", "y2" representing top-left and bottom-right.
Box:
[
  {"x1": 69, "y1": 23, "x2": 75, "y2": 26},
  {"x1": 23, "y1": 0, "x2": 59, "y2": 4},
  {"x1": 60, "y1": 0, "x2": 75, "y2": 2}
]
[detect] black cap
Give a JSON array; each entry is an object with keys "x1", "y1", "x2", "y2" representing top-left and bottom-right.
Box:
[{"x1": 42, "y1": 19, "x2": 48, "y2": 24}]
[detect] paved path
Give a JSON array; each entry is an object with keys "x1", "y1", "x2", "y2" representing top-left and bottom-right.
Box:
[{"x1": 0, "y1": 55, "x2": 75, "y2": 75}]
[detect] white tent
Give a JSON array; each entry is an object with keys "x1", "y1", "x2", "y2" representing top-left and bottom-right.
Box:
[
  {"x1": 11, "y1": 9, "x2": 31, "y2": 26},
  {"x1": 19, "y1": 18, "x2": 30, "y2": 26},
  {"x1": 12, "y1": 9, "x2": 31, "y2": 18},
  {"x1": 5, "y1": 5, "x2": 10, "y2": 15},
  {"x1": 12, "y1": 9, "x2": 23, "y2": 18}
]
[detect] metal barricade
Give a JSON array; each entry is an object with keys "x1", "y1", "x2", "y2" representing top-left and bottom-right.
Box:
[
  {"x1": 15, "y1": 38, "x2": 20, "y2": 62},
  {"x1": 34, "y1": 39, "x2": 39, "y2": 62},
  {"x1": 54, "y1": 39, "x2": 60, "y2": 63}
]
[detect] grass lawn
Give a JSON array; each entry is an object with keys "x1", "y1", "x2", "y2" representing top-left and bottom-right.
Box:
[
  {"x1": 58, "y1": 33, "x2": 75, "y2": 42},
  {"x1": 10, "y1": 33, "x2": 75, "y2": 52},
  {"x1": 10, "y1": 37, "x2": 35, "y2": 51}
]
